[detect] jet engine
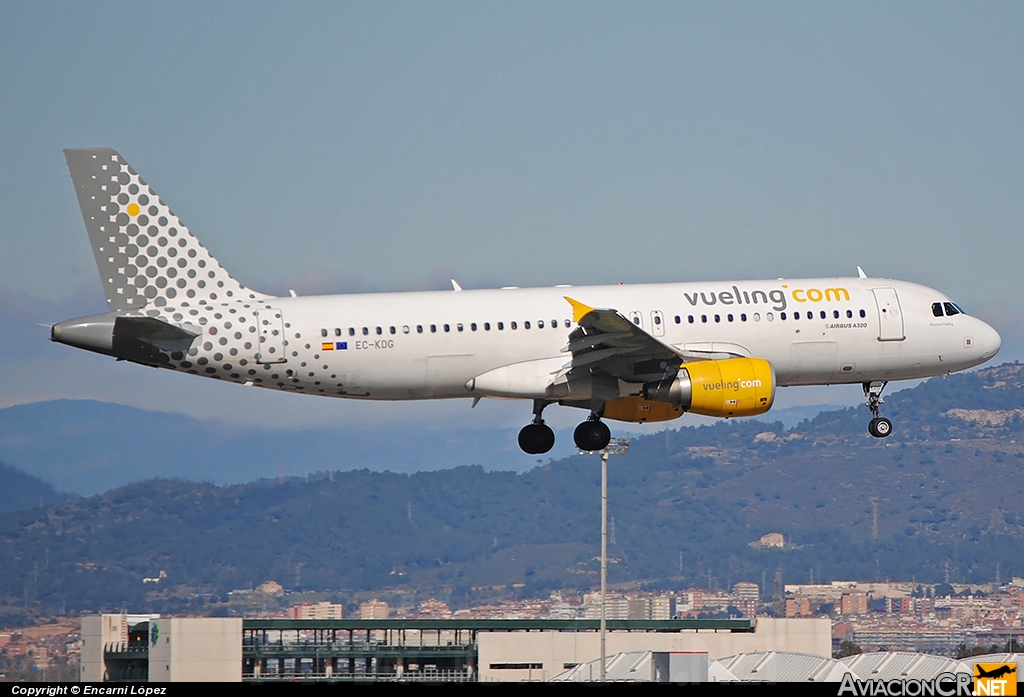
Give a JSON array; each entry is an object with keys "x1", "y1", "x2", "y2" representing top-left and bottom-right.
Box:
[{"x1": 642, "y1": 357, "x2": 775, "y2": 418}]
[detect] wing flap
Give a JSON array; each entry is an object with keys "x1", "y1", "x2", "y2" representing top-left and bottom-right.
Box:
[{"x1": 562, "y1": 296, "x2": 683, "y2": 384}]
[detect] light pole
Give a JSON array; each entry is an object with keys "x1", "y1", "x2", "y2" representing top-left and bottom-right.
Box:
[{"x1": 582, "y1": 437, "x2": 630, "y2": 682}]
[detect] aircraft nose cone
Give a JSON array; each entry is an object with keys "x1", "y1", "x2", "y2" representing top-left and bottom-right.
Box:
[{"x1": 979, "y1": 320, "x2": 1001, "y2": 360}]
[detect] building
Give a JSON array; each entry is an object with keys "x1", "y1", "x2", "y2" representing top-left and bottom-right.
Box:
[
  {"x1": 734, "y1": 582, "x2": 760, "y2": 604},
  {"x1": 650, "y1": 596, "x2": 674, "y2": 621},
  {"x1": 841, "y1": 592, "x2": 869, "y2": 616},
  {"x1": 289, "y1": 602, "x2": 344, "y2": 620},
  {"x1": 80, "y1": 614, "x2": 830, "y2": 682},
  {"x1": 360, "y1": 599, "x2": 390, "y2": 620},
  {"x1": 81, "y1": 614, "x2": 241, "y2": 682},
  {"x1": 786, "y1": 596, "x2": 812, "y2": 618},
  {"x1": 756, "y1": 533, "x2": 785, "y2": 548}
]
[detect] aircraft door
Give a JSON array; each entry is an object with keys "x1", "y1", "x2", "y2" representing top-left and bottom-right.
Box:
[
  {"x1": 255, "y1": 308, "x2": 287, "y2": 363},
  {"x1": 872, "y1": 288, "x2": 905, "y2": 342},
  {"x1": 651, "y1": 310, "x2": 665, "y2": 337}
]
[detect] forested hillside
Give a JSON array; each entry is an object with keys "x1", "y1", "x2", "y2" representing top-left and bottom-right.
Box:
[
  {"x1": 2, "y1": 363, "x2": 1023, "y2": 618},
  {"x1": 0, "y1": 462, "x2": 72, "y2": 513}
]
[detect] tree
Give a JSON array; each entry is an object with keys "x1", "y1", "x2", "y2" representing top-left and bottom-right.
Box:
[{"x1": 834, "y1": 641, "x2": 863, "y2": 658}]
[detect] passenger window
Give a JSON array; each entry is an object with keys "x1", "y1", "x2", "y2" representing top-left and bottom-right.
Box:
[
  {"x1": 793, "y1": 312, "x2": 799, "y2": 320},
  {"x1": 321, "y1": 328, "x2": 328, "y2": 338},
  {"x1": 834, "y1": 310, "x2": 840, "y2": 319},
  {"x1": 444, "y1": 324, "x2": 450, "y2": 332},
  {"x1": 334, "y1": 328, "x2": 342, "y2": 337},
  {"x1": 564, "y1": 319, "x2": 571, "y2": 328},
  {"x1": 430, "y1": 324, "x2": 437, "y2": 333},
  {"x1": 727, "y1": 314, "x2": 733, "y2": 322},
  {"x1": 471, "y1": 323, "x2": 477, "y2": 331},
  {"x1": 389, "y1": 326, "x2": 396, "y2": 335},
  {"x1": 781, "y1": 312, "x2": 787, "y2": 320},
  {"x1": 457, "y1": 323, "x2": 464, "y2": 332},
  {"x1": 511, "y1": 321, "x2": 517, "y2": 330},
  {"x1": 932, "y1": 302, "x2": 944, "y2": 317},
  {"x1": 403, "y1": 325, "x2": 410, "y2": 334},
  {"x1": 860, "y1": 309, "x2": 866, "y2": 318},
  {"x1": 741, "y1": 313, "x2": 747, "y2": 322},
  {"x1": 538, "y1": 320, "x2": 544, "y2": 329},
  {"x1": 714, "y1": 314, "x2": 721, "y2": 323},
  {"x1": 654, "y1": 315, "x2": 662, "y2": 325},
  {"x1": 551, "y1": 319, "x2": 558, "y2": 328},
  {"x1": 416, "y1": 325, "x2": 423, "y2": 333},
  {"x1": 376, "y1": 327, "x2": 382, "y2": 335},
  {"x1": 362, "y1": 327, "x2": 369, "y2": 335},
  {"x1": 675, "y1": 315, "x2": 681, "y2": 324},
  {"x1": 524, "y1": 321, "x2": 530, "y2": 329},
  {"x1": 846, "y1": 310, "x2": 853, "y2": 319},
  {"x1": 349, "y1": 328, "x2": 355, "y2": 336},
  {"x1": 484, "y1": 322, "x2": 491, "y2": 330},
  {"x1": 498, "y1": 322, "x2": 504, "y2": 330},
  {"x1": 688, "y1": 316, "x2": 694, "y2": 324},
  {"x1": 701, "y1": 315, "x2": 707, "y2": 323},
  {"x1": 943, "y1": 302, "x2": 960, "y2": 316},
  {"x1": 767, "y1": 312, "x2": 774, "y2": 321},
  {"x1": 633, "y1": 317, "x2": 640, "y2": 325},
  {"x1": 820, "y1": 311, "x2": 826, "y2": 319}
]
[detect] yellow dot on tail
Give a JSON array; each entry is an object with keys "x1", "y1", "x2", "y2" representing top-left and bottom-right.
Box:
[{"x1": 127, "y1": 203, "x2": 140, "y2": 216}]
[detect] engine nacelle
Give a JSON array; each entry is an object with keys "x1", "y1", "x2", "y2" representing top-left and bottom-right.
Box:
[{"x1": 642, "y1": 357, "x2": 775, "y2": 418}]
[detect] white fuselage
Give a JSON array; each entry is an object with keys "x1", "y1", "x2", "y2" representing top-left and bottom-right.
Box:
[
  {"x1": 56, "y1": 148, "x2": 1003, "y2": 448},
  {"x1": 202, "y1": 277, "x2": 999, "y2": 402}
]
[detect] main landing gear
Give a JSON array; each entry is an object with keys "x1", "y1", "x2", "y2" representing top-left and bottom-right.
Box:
[
  {"x1": 573, "y1": 416, "x2": 611, "y2": 452},
  {"x1": 517, "y1": 403, "x2": 614, "y2": 454},
  {"x1": 863, "y1": 380, "x2": 893, "y2": 438},
  {"x1": 518, "y1": 400, "x2": 555, "y2": 455}
]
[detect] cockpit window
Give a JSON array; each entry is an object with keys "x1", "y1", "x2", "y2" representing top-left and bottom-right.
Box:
[
  {"x1": 932, "y1": 302, "x2": 943, "y2": 317},
  {"x1": 943, "y1": 302, "x2": 961, "y2": 316}
]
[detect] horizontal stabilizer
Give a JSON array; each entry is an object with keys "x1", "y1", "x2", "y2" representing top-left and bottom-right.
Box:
[
  {"x1": 116, "y1": 315, "x2": 198, "y2": 344},
  {"x1": 52, "y1": 313, "x2": 198, "y2": 367}
]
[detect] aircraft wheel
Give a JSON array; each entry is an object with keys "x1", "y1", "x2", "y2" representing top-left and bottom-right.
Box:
[
  {"x1": 574, "y1": 420, "x2": 611, "y2": 451},
  {"x1": 868, "y1": 417, "x2": 893, "y2": 438},
  {"x1": 518, "y1": 423, "x2": 555, "y2": 454}
]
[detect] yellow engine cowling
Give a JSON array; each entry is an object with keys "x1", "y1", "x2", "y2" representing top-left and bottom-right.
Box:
[
  {"x1": 685, "y1": 357, "x2": 775, "y2": 417},
  {"x1": 641, "y1": 357, "x2": 776, "y2": 418}
]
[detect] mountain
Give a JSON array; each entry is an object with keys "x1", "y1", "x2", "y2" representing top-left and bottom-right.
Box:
[
  {"x1": 0, "y1": 399, "x2": 583, "y2": 496},
  {"x1": 2, "y1": 363, "x2": 1023, "y2": 615},
  {"x1": 0, "y1": 398, "x2": 845, "y2": 497},
  {"x1": 0, "y1": 462, "x2": 73, "y2": 513}
]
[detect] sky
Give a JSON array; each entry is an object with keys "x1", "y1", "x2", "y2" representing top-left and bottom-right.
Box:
[{"x1": 0, "y1": 2, "x2": 1021, "y2": 435}]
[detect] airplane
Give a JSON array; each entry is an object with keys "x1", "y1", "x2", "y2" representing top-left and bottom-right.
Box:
[
  {"x1": 975, "y1": 665, "x2": 1016, "y2": 680},
  {"x1": 52, "y1": 148, "x2": 1002, "y2": 454}
]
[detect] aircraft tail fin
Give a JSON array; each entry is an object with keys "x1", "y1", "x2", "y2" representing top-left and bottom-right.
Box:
[{"x1": 64, "y1": 148, "x2": 270, "y2": 314}]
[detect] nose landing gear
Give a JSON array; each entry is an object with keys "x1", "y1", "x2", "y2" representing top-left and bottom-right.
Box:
[
  {"x1": 869, "y1": 417, "x2": 893, "y2": 438},
  {"x1": 864, "y1": 381, "x2": 892, "y2": 438}
]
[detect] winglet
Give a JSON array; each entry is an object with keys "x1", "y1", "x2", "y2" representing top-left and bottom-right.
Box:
[
  {"x1": 451, "y1": 279, "x2": 463, "y2": 291},
  {"x1": 564, "y1": 296, "x2": 594, "y2": 323},
  {"x1": 857, "y1": 266, "x2": 867, "y2": 279}
]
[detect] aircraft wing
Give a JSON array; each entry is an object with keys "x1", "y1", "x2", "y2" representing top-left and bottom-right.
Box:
[{"x1": 560, "y1": 297, "x2": 686, "y2": 385}]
